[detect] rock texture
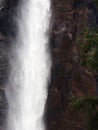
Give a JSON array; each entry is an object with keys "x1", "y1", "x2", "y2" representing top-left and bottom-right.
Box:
[
  {"x1": 46, "y1": 0, "x2": 97, "y2": 130},
  {"x1": 0, "y1": 37, "x2": 9, "y2": 129},
  {"x1": 0, "y1": 1, "x2": 16, "y2": 129}
]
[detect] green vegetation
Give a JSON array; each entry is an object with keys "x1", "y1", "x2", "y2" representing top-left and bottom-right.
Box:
[
  {"x1": 71, "y1": 0, "x2": 98, "y2": 129},
  {"x1": 93, "y1": 0, "x2": 98, "y2": 7},
  {"x1": 76, "y1": 0, "x2": 98, "y2": 72},
  {"x1": 79, "y1": 28, "x2": 98, "y2": 72},
  {"x1": 71, "y1": 97, "x2": 98, "y2": 130}
]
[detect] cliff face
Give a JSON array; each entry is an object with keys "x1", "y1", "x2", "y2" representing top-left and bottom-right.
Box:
[
  {"x1": 0, "y1": 1, "x2": 18, "y2": 128},
  {"x1": 0, "y1": 0, "x2": 97, "y2": 130},
  {"x1": 46, "y1": 0, "x2": 97, "y2": 130},
  {"x1": 0, "y1": 38, "x2": 8, "y2": 129}
]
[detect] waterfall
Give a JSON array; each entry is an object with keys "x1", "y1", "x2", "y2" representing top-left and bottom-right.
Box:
[{"x1": 5, "y1": 0, "x2": 51, "y2": 130}]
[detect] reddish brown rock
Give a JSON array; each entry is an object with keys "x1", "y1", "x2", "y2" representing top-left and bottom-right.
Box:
[{"x1": 46, "y1": 0, "x2": 97, "y2": 130}]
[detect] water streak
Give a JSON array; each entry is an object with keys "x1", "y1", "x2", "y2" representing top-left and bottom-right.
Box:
[{"x1": 5, "y1": 0, "x2": 51, "y2": 130}]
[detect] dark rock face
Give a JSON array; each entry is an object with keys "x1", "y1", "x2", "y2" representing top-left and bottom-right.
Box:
[
  {"x1": 0, "y1": 39, "x2": 9, "y2": 129},
  {"x1": 0, "y1": 0, "x2": 19, "y2": 37},
  {"x1": 0, "y1": 41, "x2": 8, "y2": 84},
  {"x1": 46, "y1": 0, "x2": 97, "y2": 130},
  {"x1": 86, "y1": 0, "x2": 98, "y2": 26},
  {"x1": 0, "y1": 1, "x2": 14, "y2": 128}
]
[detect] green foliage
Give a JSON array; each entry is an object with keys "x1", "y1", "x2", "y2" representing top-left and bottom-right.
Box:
[
  {"x1": 71, "y1": 97, "x2": 98, "y2": 130},
  {"x1": 72, "y1": 97, "x2": 98, "y2": 109},
  {"x1": 79, "y1": 28, "x2": 98, "y2": 72},
  {"x1": 93, "y1": 0, "x2": 98, "y2": 7}
]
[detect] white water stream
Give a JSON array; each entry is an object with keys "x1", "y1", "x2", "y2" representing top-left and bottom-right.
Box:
[{"x1": 5, "y1": 0, "x2": 51, "y2": 130}]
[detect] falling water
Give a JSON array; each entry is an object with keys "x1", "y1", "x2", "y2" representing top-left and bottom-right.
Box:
[{"x1": 5, "y1": 0, "x2": 51, "y2": 130}]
